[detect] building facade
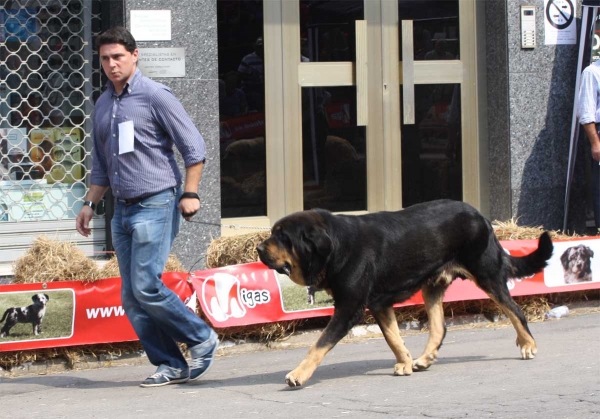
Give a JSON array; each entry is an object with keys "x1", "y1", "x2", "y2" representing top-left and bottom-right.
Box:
[{"x1": 0, "y1": 0, "x2": 591, "y2": 272}]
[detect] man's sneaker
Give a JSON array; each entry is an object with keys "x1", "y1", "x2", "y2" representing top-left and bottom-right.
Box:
[
  {"x1": 140, "y1": 366, "x2": 189, "y2": 388},
  {"x1": 189, "y1": 330, "x2": 219, "y2": 381}
]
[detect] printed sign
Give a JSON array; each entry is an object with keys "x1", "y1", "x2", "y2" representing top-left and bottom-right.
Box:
[
  {"x1": 137, "y1": 48, "x2": 186, "y2": 78},
  {"x1": 0, "y1": 273, "x2": 194, "y2": 352},
  {"x1": 130, "y1": 10, "x2": 172, "y2": 41},
  {"x1": 544, "y1": 0, "x2": 576, "y2": 45}
]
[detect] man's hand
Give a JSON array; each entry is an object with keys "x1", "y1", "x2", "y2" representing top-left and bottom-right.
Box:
[
  {"x1": 76, "y1": 206, "x2": 94, "y2": 237},
  {"x1": 582, "y1": 123, "x2": 600, "y2": 162},
  {"x1": 592, "y1": 142, "x2": 600, "y2": 162},
  {"x1": 179, "y1": 196, "x2": 201, "y2": 221},
  {"x1": 181, "y1": 161, "x2": 204, "y2": 221}
]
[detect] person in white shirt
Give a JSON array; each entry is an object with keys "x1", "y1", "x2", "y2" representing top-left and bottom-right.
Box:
[{"x1": 578, "y1": 59, "x2": 600, "y2": 230}]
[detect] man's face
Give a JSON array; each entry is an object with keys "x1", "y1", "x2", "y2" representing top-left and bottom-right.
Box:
[{"x1": 99, "y1": 43, "x2": 138, "y2": 91}]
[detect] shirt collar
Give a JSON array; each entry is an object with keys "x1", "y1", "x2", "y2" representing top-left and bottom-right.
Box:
[{"x1": 106, "y1": 68, "x2": 142, "y2": 96}]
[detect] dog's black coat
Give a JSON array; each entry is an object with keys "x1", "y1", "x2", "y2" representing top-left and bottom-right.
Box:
[
  {"x1": 257, "y1": 199, "x2": 554, "y2": 387},
  {"x1": 0, "y1": 293, "x2": 50, "y2": 337}
]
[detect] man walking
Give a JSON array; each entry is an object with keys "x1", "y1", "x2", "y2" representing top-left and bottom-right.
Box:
[{"x1": 76, "y1": 27, "x2": 218, "y2": 387}]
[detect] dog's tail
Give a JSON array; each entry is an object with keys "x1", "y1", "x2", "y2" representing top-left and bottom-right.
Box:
[
  {"x1": 506, "y1": 232, "x2": 554, "y2": 278},
  {"x1": 0, "y1": 309, "x2": 9, "y2": 324}
]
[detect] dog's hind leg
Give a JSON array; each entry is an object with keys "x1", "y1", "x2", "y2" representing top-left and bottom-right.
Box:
[
  {"x1": 413, "y1": 282, "x2": 448, "y2": 371},
  {"x1": 372, "y1": 307, "x2": 413, "y2": 376},
  {"x1": 481, "y1": 282, "x2": 537, "y2": 359}
]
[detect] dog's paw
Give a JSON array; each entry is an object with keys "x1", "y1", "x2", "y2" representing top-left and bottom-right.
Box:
[
  {"x1": 393, "y1": 362, "x2": 413, "y2": 376},
  {"x1": 285, "y1": 369, "x2": 308, "y2": 387},
  {"x1": 412, "y1": 353, "x2": 436, "y2": 371},
  {"x1": 516, "y1": 337, "x2": 537, "y2": 359}
]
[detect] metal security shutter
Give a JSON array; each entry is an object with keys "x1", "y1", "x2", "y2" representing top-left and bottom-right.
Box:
[{"x1": 0, "y1": 0, "x2": 105, "y2": 265}]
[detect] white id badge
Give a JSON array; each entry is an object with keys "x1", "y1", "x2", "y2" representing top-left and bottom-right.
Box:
[{"x1": 118, "y1": 120, "x2": 135, "y2": 154}]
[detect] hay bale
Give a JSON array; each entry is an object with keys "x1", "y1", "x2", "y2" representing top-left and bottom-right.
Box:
[
  {"x1": 206, "y1": 230, "x2": 270, "y2": 268},
  {"x1": 97, "y1": 254, "x2": 186, "y2": 278},
  {"x1": 492, "y1": 218, "x2": 577, "y2": 241},
  {"x1": 12, "y1": 236, "x2": 100, "y2": 283}
]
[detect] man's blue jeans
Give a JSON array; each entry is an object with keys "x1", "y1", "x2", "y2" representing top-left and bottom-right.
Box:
[{"x1": 111, "y1": 187, "x2": 213, "y2": 373}]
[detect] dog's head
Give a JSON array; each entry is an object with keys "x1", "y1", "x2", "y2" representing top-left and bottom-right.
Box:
[
  {"x1": 257, "y1": 210, "x2": 333, "y2": 287},
  {"x1": 32, "y1": 293, "x2": 50, "y2": 307},
  {"x1": 560, "y1": 245, "x2": 594, "y2": 274}
]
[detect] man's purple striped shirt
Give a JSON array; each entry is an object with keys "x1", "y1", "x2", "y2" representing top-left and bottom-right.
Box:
[{"x1": 91, "y1": 69, "x2": 206, "y2": 199}]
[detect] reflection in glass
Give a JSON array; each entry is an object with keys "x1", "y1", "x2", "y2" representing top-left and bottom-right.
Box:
[
  {"x1": 302, "y1": 87, "x2": 366, "y2": 212},
  {"x1": 401, "y1": 84, "x2": 462, "y2": 207},
  {"x1": 398, "y1": 0, "x2": 459, "y2": 61},
  {"x1": 299, "y1": 1, "x2": 366, "y2": 212},
  {"x1": 217, "y1": 0, "x2": 266, "y2": 218},
  {"x1": 300, "y1": 0, "x2": 364, "y2": 62}
]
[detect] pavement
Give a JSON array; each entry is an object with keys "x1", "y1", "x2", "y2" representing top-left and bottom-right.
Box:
[{"x1": 1, "y1": 307, "x2": 599, "y2": 419}]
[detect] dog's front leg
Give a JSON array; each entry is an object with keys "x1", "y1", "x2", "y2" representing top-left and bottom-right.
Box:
[
  {"x1": 286, "y1": 308, "x2": 360, "y2": 387},
  {"x1": 372, "y1": 307, "x2": 413, "y2": 376}
]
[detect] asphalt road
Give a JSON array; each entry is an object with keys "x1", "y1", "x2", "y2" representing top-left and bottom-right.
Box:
[{"x1": 1, "y1": 312, "x2": 599, "y2": 419}]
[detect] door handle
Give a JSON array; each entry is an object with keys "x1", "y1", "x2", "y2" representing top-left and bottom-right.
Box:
[
  {"x1": 356, "y1": 20, "x2": 368, "y2": 126},
  {"x1": 401, "y1": 20, "x2": 415, "y2": 124}
]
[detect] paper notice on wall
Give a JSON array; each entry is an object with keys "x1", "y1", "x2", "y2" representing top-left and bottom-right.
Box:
[
  {"x1": 130, "y1": 10, "x2": 171, "y2": 41},
  {"x1": 544, "y1": 0, "x2": 576, "y2": 45}
]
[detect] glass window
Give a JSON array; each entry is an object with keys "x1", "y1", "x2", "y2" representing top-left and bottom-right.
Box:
[
  {"x1": 218, "y1": 0, "x2": 266, "y2": 218},
  {"x1": 302, "y1": 86, "x2": 366, "y2": 212},
  {"x1": 300, "y1": 0, "x2": 364, "y2": 62},
  {"x1": 0, "y1": 0, "x2": 102, "y2": 222},
  {"x1": 401, "y1": 84, "x2": 462, "y2": 207},
  {"x1": 399, "y1": 0, "x2": 460, "y2": 61}
]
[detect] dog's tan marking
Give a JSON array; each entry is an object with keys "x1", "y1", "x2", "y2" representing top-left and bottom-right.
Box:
[
  {"x1": 287, "y1": 249, "x2": 307, "y2": 287},
  {"x1": 487, "y1": 294, "x2": 537, "y2": 359},
  {"x1": 372, "y1": 307, "x2": 413, "y2": 376},
  {"x1": 263, "y1": 242, "x2": 306, "y2": 286},
  {"x1": 415, "y1": 264, "x2": 473, "y2": 370},
  {"x1": 285, "y1": 341, "x2": 334, "y2": 387},
  {"x1": 413, "y1": 284, "x2": 446, "y2": 371}
]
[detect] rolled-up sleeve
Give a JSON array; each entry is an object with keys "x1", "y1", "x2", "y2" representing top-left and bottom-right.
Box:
[
  {"x1": 90, "y1": 110, "x2": 110, "y2": 187},
  {"x1": 579, "y1": 69, "x2": 598, "y2": 125},
  {"x1": 151, "y1": 87, "x2": 206, "y2": 167}
]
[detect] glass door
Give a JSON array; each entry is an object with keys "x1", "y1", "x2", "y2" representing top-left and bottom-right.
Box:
[
  {"x1": 277, "y1": 0, "x2": 380, "y2": 214},
  {"x1": 387, "y1": 0, "x2": 482, "y2": 210},
  {"x1": 256, "y1": 0, "x2": 482, "y2": 226}
]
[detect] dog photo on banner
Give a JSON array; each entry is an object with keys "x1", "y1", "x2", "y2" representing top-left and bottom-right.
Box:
[
  {"x1": 0, "y1": 290, "x2": 73, "y2": 342},
  {"x1": 544, "y1": 240, "x2": 600, "y2": 287}
]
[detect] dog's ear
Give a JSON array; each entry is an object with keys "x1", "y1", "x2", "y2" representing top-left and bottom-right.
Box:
[
  {"x1": 585, "y1": 246, "x2": 594, "y2": 259},
  {"x1": 45, "y1": 293, "x2": 50, "y2": 301},
  {"x1": 32, "y1": 294, "x2": 39, "y2": 303},
  {"x1": 560, "y1": 248, "x2": 571, "y2": 269},
  {"x1": 304, "y1": 226, "x2": 333, "y2": 259}
]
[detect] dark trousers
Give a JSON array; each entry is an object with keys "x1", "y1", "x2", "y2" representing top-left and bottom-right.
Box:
[{"x1": 592, "y1": 156, "x2": 600, "y2": 229}]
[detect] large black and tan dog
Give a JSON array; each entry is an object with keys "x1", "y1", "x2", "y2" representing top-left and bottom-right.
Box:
[{"x1": 256, "y1": 199, "x2": 553, "y2": 387}]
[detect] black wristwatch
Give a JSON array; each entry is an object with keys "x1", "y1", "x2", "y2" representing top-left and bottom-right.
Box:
[
  {"x1": 83, "y1": 201, "x2": 96, "y2": 211},
  {"x1": 179, "y1": 192, "x2": 200, "y2": 202}
]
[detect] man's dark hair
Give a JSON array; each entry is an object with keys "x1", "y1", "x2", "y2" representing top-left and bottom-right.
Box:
[{"x1": 96, "y1": 27, "x2": 137, "y2": 53}]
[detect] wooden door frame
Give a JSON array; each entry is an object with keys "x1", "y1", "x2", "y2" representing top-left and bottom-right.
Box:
[{"x1": 220, "y1": 0, "x2": 487, "y2": 235}]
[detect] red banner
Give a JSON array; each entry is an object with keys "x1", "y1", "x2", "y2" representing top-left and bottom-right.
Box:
[
  {"x1": 2, "y1": 237, "x2": 599, "y2": 351},
  {"x1": 0, "y1": 273, "x2": 194, "y2": 352},
  {"x1": 192, "y1": 237, "x2": 600, "y2": 328}
]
